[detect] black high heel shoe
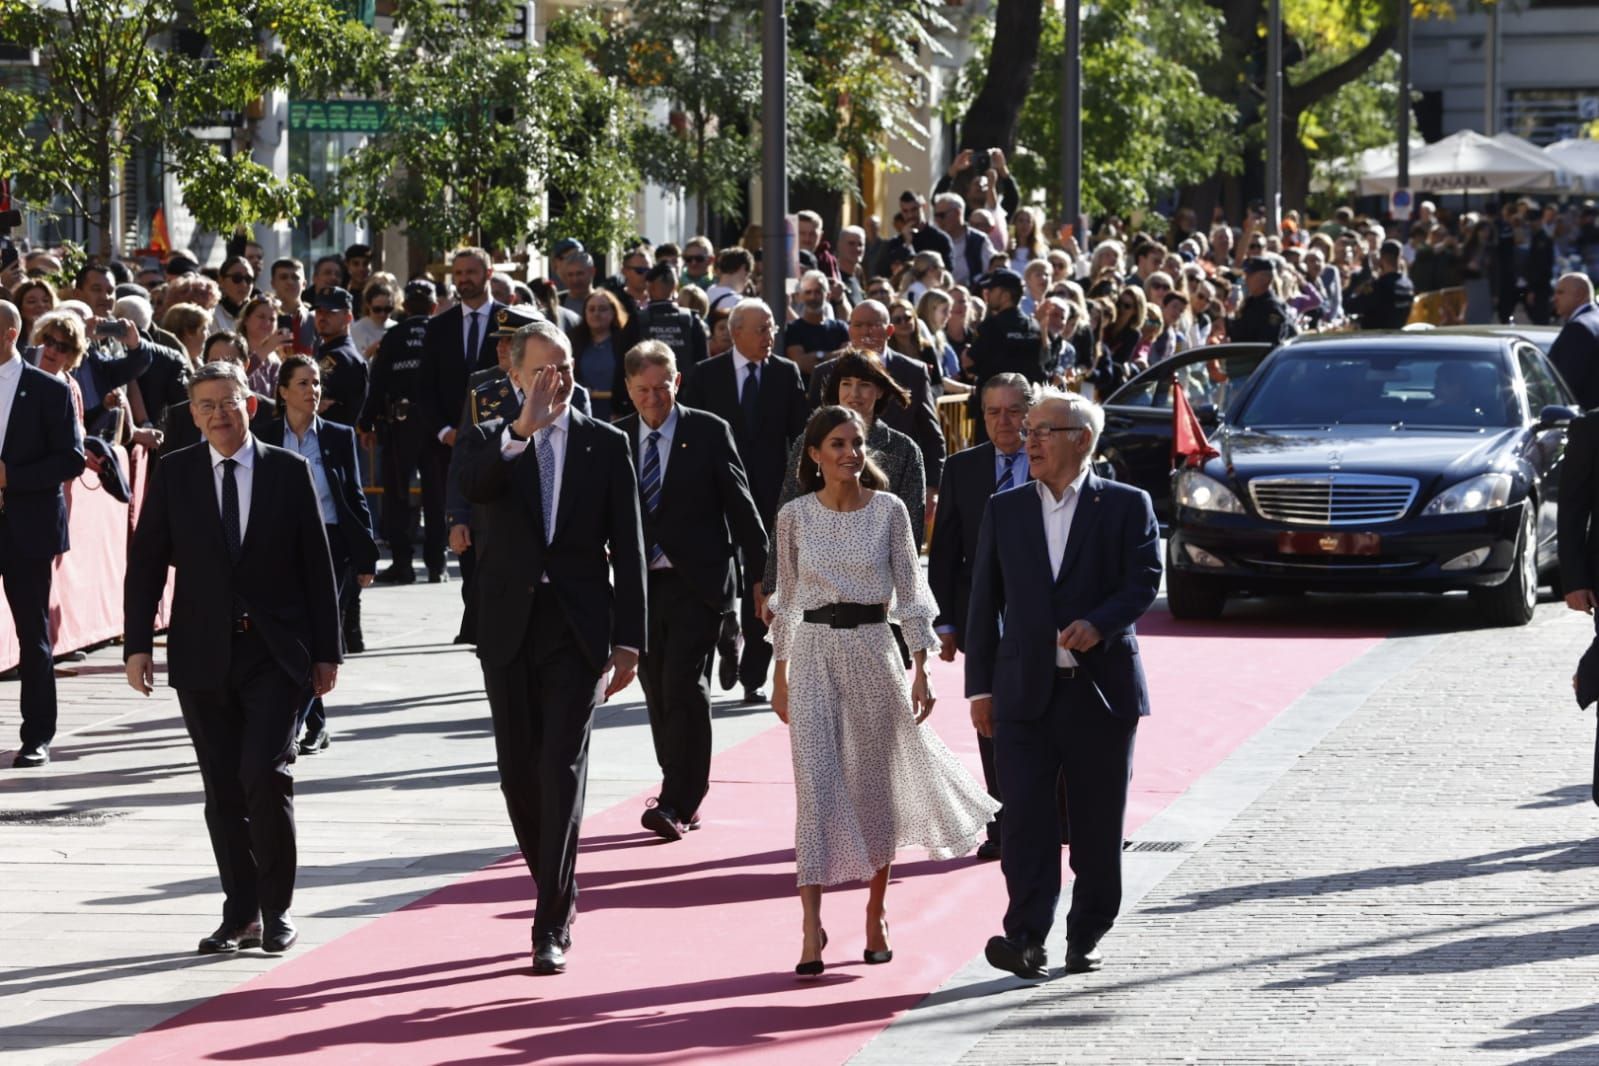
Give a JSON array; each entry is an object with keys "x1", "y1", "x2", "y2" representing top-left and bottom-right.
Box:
[
  {"x1": 864, "y1": 919, "x2": 892, "y2": 965},
  {"x1": 795, "y1": 929, "x2": 828, "y2": 977}
]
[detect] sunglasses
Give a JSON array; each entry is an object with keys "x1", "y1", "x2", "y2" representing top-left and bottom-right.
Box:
[
  {"x1": 683, "y1": 255, "x2": 708, "y2": 264},
  {"x1": 41, "y1": 335, "x2": 73, "y2": 352},
  {"x1": 370, "y1": 304, "x2": 393, "y2": 315},
  {"x1": 890, "y1": 316, "x2": 912, "y2": 326},
  {"x1": 627, "y1": 266, "x2": 648, "y2": 274},
  {"x1": 224, "y1": 273, "x2": 252, "y2": 284},
  {"x1": 1117, "y1": 300, "x2": 1137, "y2": 310}
]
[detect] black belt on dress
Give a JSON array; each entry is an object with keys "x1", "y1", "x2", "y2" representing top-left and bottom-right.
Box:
[{"x1": 802, "y1": 602, "x2": 887, "y2": 629}]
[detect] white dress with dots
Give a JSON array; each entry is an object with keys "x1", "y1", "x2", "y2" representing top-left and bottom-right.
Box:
[{"x1": 767, "y1": 491, "x2": 1002, "y2": 887}]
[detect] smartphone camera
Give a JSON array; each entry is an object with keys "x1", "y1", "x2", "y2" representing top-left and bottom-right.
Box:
[{"x1": 276, "y1": 313, "x2": 294, "y2": 332}]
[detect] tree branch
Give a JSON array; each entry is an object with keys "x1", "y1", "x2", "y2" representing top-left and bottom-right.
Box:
[{"x1": 1286, "y1": 21, "x2": 1398, "y2": 113}]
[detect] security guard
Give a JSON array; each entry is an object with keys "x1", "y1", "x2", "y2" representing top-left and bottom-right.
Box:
[
  {"x1": 966, "y1": 269, "x2": 1044, "y2": 444},
  {"x1": 1225, "y1": 257, "x2": 1299, "y2": 347},
  {"x1": 1343, "y1": 240, "x2": 1416, "y2": 330},
  {"x1": 363, "y1": 279, "x2": 447, "y2": 585},
  {"x1": 635, "y1": 264, "x2": 709, "y2": 371}
]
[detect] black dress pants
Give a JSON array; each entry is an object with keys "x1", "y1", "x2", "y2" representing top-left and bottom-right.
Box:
[
  {"x1": 639, "y1": 569, "x2": 722, "y2": 817},
  {"x1": 737, "y1": 579, "x2": 771, "y2": 691},
  {"x1": 177, "y1": 628, "x2": 302, "y2": 925},
  {"x1": 299, "y1": 524, "x2": 353, "y2": 738},
  {"x1": 380, "y1": 426, "x2": 447, "y2": 573},
  {"x1": 993, "y1": 671, "x2": 1137, "y2": 950},
  {"x1": 481, "y1": 592, "x2": 600, "y2": 938},
  {"x1": 0, "y1": 540, "x2": 55, "y2": 749}
]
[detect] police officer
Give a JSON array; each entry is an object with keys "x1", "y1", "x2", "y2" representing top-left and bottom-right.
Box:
[
  {"x1": 965, "y1": 269, "x2": 1044, "y2": 444},
  {"x1": 363, "y1": 279, "x2": 448, "y2": 585},
  {"x1": 635, "y1": 264, "x2": 709, "y2": 371},
  {"x1": 1226, "y1": 257, "x2": 1300, "y2": 347},
  {"x1": 1343, "y1": 241, "x2": 1415, "y2": 331},
  {"x1": 310, "y1": 285, "x2": 372, "y2": 650}
]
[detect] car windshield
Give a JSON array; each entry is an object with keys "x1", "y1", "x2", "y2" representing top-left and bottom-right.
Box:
[{"x1": 1234, "y1": 349, "x2": 1519, "y2": 429}]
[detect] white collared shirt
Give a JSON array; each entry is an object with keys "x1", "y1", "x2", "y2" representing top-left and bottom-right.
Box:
[
  {"x1": 0, "y1": 354, "x2": 22, "y2": 455},
  {"x1": 284, "y1": 420, "x2": 338, "y2": 524},
  {"x1": 731, "y1": 348, "x2": 764, "y2": 393},
  {"x1": 637, "y1": 406, "x2": 680, "y2": 570},
  {"x1": 460, "y1": 300, "x2": 489, "y2": 363},
  {"x1": 209, "y1": 434, "x2": 257, "y2": 539},
  {"x1": 1038, "y1": 467, "x2": 1090, "y2": 667},
  {"x1": 501, "y1": 409, "x2": 570, "y2": 546}
]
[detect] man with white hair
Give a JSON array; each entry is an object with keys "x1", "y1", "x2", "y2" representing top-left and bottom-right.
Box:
[
  {"x1": 113, "y1": 294, "x2": 190, "y2": 435},
  {"x1": 679, "y1": 298, "x2": 808, "y2": 703},
  {"x1": 1549, "y1": 272, "x2": 1599, "y2": 410},
  {"x1": 932, "y1": 192, "x2": 997, "y2": 287},
  {"x1": 783, "y1": 269, "x2": 849, "y2": 375}
]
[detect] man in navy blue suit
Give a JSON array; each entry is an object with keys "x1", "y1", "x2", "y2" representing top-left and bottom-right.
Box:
[
  {"x1": 965, "y1": 389, "x2": 1161, "y2": 980},
  {"x1": 1548, "y1": 273, "x2": 1599, "y2": 410},
  {"x1": 0, "y1": 300, "x2": 86, "y2": 767}
]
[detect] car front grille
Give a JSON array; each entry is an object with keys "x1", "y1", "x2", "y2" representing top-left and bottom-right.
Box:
[{"x1": 1248, "y1": 474, "x2": 1420, "y2": 526}]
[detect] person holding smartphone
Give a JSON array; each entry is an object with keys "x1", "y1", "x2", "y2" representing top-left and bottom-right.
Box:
[{"x1": 237, "y1": 294, "x2": 293, "y2": 398}]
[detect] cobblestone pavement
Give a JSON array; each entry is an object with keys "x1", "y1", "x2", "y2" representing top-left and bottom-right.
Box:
[{"x1": 945, "y1": 595, "x2": 1599, "y2": 1066}]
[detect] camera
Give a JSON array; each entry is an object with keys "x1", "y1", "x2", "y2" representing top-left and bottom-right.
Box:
[{"x1": 277, "y1": 313, "x2": 294, "y2": 332}]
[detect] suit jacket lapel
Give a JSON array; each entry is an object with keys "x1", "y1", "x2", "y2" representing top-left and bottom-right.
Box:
[
  {"x1": 197, "y1": 445, "x2": 231, "y2": 562},
  {"x1": 1055, "y1": 472, "x2": 1103, "y2": 585},
  {"x1": 553, "y1": 410, "x2": 590, "y2": 541},
  {"x1": 1018, "y1": 485, "x2": 1053, "y2": 584},
  {"x1": 658, "y1": 410, "x2": 692, "y2": 504}
]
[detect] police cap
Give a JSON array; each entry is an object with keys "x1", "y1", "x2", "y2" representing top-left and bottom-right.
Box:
[
  {"x1": 490, "y1": 305, "x2": 540, "y2": 338},
  {"x1": 1243, "y1": 256, "x2": 1276, "y2": 275},
  {"x1": 975, "y1": 268, "x2": 1024, "y2": 296},
  {"x1": 311, "y1": 286, "x2": 354, "y2": 311}
]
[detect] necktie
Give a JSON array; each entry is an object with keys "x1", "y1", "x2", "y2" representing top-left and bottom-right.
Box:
[
  {"x1": 640, "y1": 430, "x2": 664, "y2": 565},
  {"x1": 996, "y1": 452, "x2": 1019, "y2": 493},
  {"x1": 464, "y1": 309, "x2": 480, "y2": 369},
  {"x1": 536, "y1": 427, "x2": 557, "y2": 542},
  {"x1": 221, "y1": 458, "x2": 242, "y2": 561},
  {"x1": 740, "y1": 362, "x2": 760, "y2": 430}
]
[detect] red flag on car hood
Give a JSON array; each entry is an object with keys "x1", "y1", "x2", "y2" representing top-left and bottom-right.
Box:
[{"x1": 1172, "y1": 375, "x2": 1219, "y2": 469}]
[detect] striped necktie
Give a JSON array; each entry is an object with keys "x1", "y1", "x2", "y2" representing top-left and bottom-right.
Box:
[
  {"x1": 640, "y1": 430, "x2": 664, "y2": 564},
  {"x1": 996, "y1": 451, "x2": 1019, "y2": 493}
]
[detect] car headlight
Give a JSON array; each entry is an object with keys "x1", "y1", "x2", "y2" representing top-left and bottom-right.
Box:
[
  {"x1": 1175, "y1": 469, "x2": 1244, "y2": 513},
  {"x1": 1421, "y1": 473, "x2": 1513, "y2": 516}
]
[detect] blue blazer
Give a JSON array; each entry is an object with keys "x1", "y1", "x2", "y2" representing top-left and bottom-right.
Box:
[
  {"x1": 1550, "y1": 302, "x2": 1599, "y2": 410},
  {"x1": 964, "y1": 472, "x2": 1161, "y2": 721},
  {"x1": 261, "y1": 416, "x2": 379, "y2": 574},
  {"x1": 2, "y1": 363, "x2": 86, "y2": 559}
]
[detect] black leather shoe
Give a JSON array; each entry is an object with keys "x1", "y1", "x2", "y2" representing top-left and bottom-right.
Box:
[
  {"x1": 262, "y1": 913, "x2": 298, "y2": 954},
  {"x1": 641, "y1": 800, "x2": 685, "y2": 842},
  {"x1": 716, "y1": 617, "x2": 740, "y2": 692},
  {"x1": 297, "y1": 729, "x2": 330, "y2": 756},
  {"x1": 741, "y1": 688, "x2": 767, "y2": 705},
  {"x1": 452, "y1": 633, "x2": 473, "y2": 645},
  {"x1": 533, "y1": 932, "x2": 569, "y2": 975},
  {"x1": 198, "y1": 919, "x2": 262, "y2": 954},
  {"x1": 374, "y1": 564, "x2": 415, "y2": 585},
  {"x1": 985, "y1": 935, "x2": 1049, "y2": 980},
  {"x1": 1064, "y1": 943, "x2": 1103, "y2": 973},
  {"x1": 427, "y1": 569, "x2": 448, "y2": 584},
  {"x1": 12, "y1": 742, "x2": 49, "y2": 768},
  {"x1": 975, "y1": 839, "x2": 1001, "y2": 862},
  {"x1": 685, "y1": 811, "x2": 703, "y2": 831}
]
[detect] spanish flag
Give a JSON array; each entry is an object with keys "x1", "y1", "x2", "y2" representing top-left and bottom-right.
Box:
[{"x1": 149, "y1": 206, "x2": 171, "y2": 255}]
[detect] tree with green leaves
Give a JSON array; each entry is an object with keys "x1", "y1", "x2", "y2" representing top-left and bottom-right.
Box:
[
  {"x1": 0, "y1": 0, "x2": 372, "y2": 257},
  {"x1": 334, "y1": 2, "x2": 640, "y2": 257}
]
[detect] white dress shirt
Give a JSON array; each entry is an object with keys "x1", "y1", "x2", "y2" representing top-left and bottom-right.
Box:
[
  {"x1": 209, "y1": 434, "x2": 257, "y2": 539},
  {"x1": 501, "y1": 409, "x2": 570, "y2": 546},
  {"x1": 1039, "y1": 468, "x2": 1090, "y2": 668},
  {"x1": 731, "y1": 348, "x2": 763, "y2": 388},
  {"x1": 284, "y1": 420, "x2": 338, "y2": 524},
  {"x1": 438, "y1": 301, "x2": 491, "y2": 441},
  {"x1": 637, "y1": 406, "x2": 679, "y2": 570},
  {"x1": 0, "y1": 354, "x2": 23, "y2": 455}
]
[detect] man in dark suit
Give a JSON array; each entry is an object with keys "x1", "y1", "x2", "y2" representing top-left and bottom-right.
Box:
[
  {"x1": 1560, "y1": 401, "x2": 1599, "y2": 802},
  {"x1": 124, "y1": 360, "x2": 342, "y2": 955},
  {"x1": 616, "y1": 340, "x2": 767, "y2": 840},
  {"x1": 1343, "y1": 240, "x2": 1415, "y2": 330},
  {"x1": 458, "y1": 319, "x2": 646, "y2": 976},
  {"x1": 929, "y1": 372, "x2": 1032, "y2": 856},
  {"x1": 678, "y1": 298, "x2": 808, "y2": 703},
  {"x1": 966, "y1": 389, "x2": 1161, "y2": 980},
  {"x1": 262, "y1": 354, "x2": 378, "y2": 755},
  {"x1": 1548, "y1": 273, "x2": 1599, "y2": 410},
  {"x1": 0, "y1": 301, "x2": 86, "y2": 767},
  {"x1": 807, "y1": 299, "x2": 947, "y2": 510}
]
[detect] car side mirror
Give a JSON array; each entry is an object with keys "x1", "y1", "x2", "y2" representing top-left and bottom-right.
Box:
[{"x1": 1537, "y1": 404, "x2": 1581, "y2": 429}]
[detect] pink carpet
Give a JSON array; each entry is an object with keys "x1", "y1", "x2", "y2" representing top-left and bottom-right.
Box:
[{"x1": 90, "y1": 611, "x2": 1383, "y2": 1065}]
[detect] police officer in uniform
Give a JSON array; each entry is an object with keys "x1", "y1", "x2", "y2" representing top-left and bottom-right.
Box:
[
  {"x1": 1225, "y1": 257, "x2": 1300, "y2": 347},
  {"x1": 966, "y1": 269, "x2": 1044, "y2": 444},
  {"x1": 310, "y1": 285, "x2": 372, "y2": 651},
  {"x1": 635, "y1": 264, "x2": 709, "y2": 372},
  {"x1": 363, "y1": 279, "x2": 448, "y2": 585},
  {"x1": 1343, "y1": 240, "x2": 1416, "y2": 331}
]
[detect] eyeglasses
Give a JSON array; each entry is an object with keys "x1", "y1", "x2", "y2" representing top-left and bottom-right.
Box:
[
  {"x1": 194, "y1": 397, "x2": 248, "y2": 416},
  {"x1": 41, "y1": 335, "x2": 73, "y2": 352},
  {"x1": 1117, "y1": 299, "x2": 1138, "y2": 310},
  {"x1": 1149, "y1": 281, "x2": 1170, "y2": 291},
  {"x1": 224, "y1": 273, "x2": 252, "y2": 284},
  {"x1": 370, "y1": 304, "x2": 393, "y2": 315},
  {"x1": 1019, "y1": 423, "x2": 1087, "y2": 441},
  {"x1": 683, "y1": 255, "x2": 708, "y2": 264},
  {"x1": 890, "y1": 316, "x2": 912, "y2": 326},
  {"x1": 627, "y1": 266, "x2": 649, "y2": 275}
]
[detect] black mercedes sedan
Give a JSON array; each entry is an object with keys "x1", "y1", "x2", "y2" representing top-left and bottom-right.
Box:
[{"x1": 1165, "y1": 331, "x2": 1579, "y2": 626}]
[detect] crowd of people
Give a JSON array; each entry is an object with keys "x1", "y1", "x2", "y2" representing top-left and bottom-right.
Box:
[{"x1": 6, "y1": 164, "x2": 1599, "y2": 981}]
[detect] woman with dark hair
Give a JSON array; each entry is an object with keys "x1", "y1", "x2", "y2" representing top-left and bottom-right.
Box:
[
  {"x1": 570, "y1": 288, "x2": 630, "y2": 420},
  {"x1": 1089, "y1": 285, "x2": 1146, "y2": 396},
  {"x1": 236, "y1": 293, "x2": 291, "y2": 398},
  {"x1": 765, "y1": 405, "x2": 998, "y2": 979}
]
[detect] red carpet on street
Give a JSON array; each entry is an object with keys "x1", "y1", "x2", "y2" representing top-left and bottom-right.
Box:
[{"x1": 88, "y1": 611, "x2": 1383, "y2": 1065}]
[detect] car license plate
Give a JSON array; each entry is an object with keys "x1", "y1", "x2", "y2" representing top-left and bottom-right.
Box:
[{"x1": 1276, "y1": 531, "x2": 1381, "y2": 555}]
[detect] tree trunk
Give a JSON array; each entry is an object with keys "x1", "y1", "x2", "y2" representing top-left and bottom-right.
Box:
[
  {"x1": 959, "y1": 0, "x2": 1044, "y2": 153},
  {"x1": 1282, "y1": 22, "x2": 1397, "y2": 209}
]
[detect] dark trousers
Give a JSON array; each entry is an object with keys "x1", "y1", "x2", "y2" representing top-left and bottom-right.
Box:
[
  {"x1": 299, "y1": 524, "x2": 353, "y2": 738},
  {"x1": 380, "y1": 426, "x2": 447, "y2": 572},
  {"x1": 737, "y1": 580, "x2": 771, "y2": 691},
  {"x1": 994, "y1": 671, "x2": 1137, "y2": 949},
  {"x1": 177, "y1": 628, "x2": 302, "y2": 925},
  {"x1": 639, "y1": 569, "x2": 722, "y2": 817},
  {"x1": 0, "y1": 541, "x2": 55, "y2": 748},
  {"x1": 977, "y1": 731, "x2": 1002, "y2": 843},
  {"x1": 456, "y1": 543, "x2": 478, "y2": 643},
  {"x1": 481, "y1": 592, "x2": 599, "y2": 937}
]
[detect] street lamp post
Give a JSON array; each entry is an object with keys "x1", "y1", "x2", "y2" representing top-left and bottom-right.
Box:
[
  {"x1": 1398, "y1": 0, "x2": 1412, "y2": 191},
  {"x1": 1265, "y1": 0, "x2": 1283, "y2": 235},
  {"x1": 1060, "y1": 0, "x2": 1081, "y2": 234},
  {"x1": 760, "y1": 0, "x2": 788, "y2": 321}
]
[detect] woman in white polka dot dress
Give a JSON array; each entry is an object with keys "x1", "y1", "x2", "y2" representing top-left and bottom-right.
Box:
[{"x1": 766, "y1": 406, "x2": 1000, "y2": 978}]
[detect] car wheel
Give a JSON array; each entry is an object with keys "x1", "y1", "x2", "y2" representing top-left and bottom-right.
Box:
[
  {"x1": 1167, "y1": 566, "x2": 1228, "y2": 620},
  {"x1": 1470, "y1": 504, "x2": 1538, "y2": 627}
]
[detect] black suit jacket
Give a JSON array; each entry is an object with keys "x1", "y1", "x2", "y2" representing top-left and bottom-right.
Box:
[
  {"x1": 1, "y1": 362, "x2": 86, "y2": 558},
  {"x1": 261, "y1": 416, "x2": 379, "y2": 573},
  {"x1": 419, "y1": 300, "x2": 506, "y2": 437},
  {"x1": 808, "y1": 349, "x2": 946, "y2": 486},
  {"x1": 614, "y1": 405, "x2": 768, "y2": 612},
  {"x1": 928, "y1": 441, "x2": 1003, "y2": 650},
  {"x1": 1559, "y1": 410, "x2": 1599, "y2": 594},
  {"x1": 130, "y1": 335, "x2": 191, "y2": 430},
  {"x1": 678, "y1": 351, "x2": 809, "y2": 525},
  {"x1": 124, "y1": 437, "x2": 343, "y2": 690},
  {"x1": 1551, "y1": 303, "x2": 1599, "y2": 410},
  {"x1": 459, "y1": 409, "x2": 646, "y2": 673},
  {"x1": 315, "y1": 334, "x2": 369, "y2": 428}
]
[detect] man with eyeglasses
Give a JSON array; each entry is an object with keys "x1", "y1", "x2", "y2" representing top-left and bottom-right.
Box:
[
  {"x1": 966, "y1": 389, "x2": 1160, "y2": 981},
  {"x1": 124, "y1": 359, "x2": 342, "y2": 955},
  {"x1": 212, "y1": 256, "x2": 257, "y2": 335}
]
